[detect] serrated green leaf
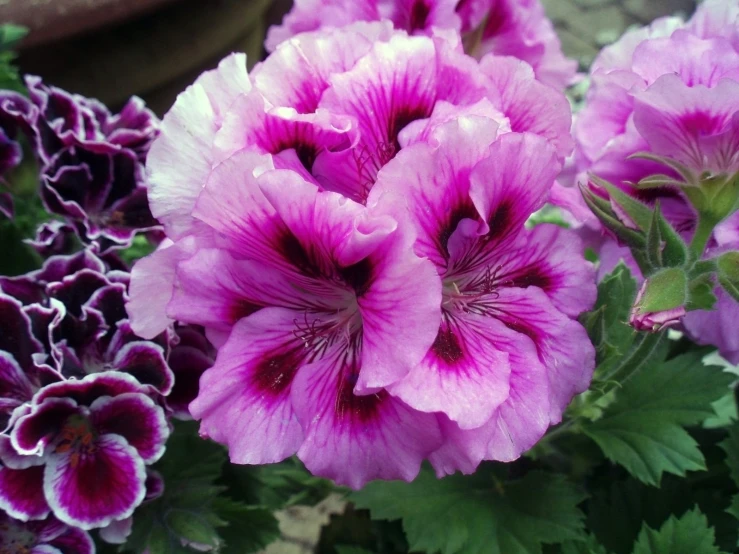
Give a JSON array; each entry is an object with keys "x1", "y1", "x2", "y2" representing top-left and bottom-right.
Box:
[
  {"x1": 211, "y1": 497, "x2": 280, "y2": 554},
  {"x1": 351, "y1": 469, "x2": 587, "y2": 554},
  {"x1": 165, "y1": 510, "x2": 219, "y2": 547},
  {"x1": 583, "y1": 351, "x2": 733, "y2": 485},
  {"x1": 631, "y1": 508, "x2": 724, "y2": 554},
  {"x1": 583, "y1": 264, "x2": 638, "y2": 375}
]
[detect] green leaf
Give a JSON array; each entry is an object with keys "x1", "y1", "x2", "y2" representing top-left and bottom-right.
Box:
[
  {"x1": 165, "y1": 510, "x2": 219, "y2": 547},
  {"x1": 631, "y1": 508, "x2": 724, "y2": 554},
  {"x1": 581, "y1": 264, "x2": 638, "y2": 376},
  {"x1": 0, "y1": 24, "x2": 28, "y2": 50},
  {"x1": 720, "y1": 423, "x2": 739, "y2": 528},
  {"x1": 583, "y1": 351, "x2": 733, "y2": 485},
  {"x1": 351, "y1": 469, "x2": 587, "y2": 554},
  {"x1": 211, "y1": 497, "x2": 280, "y2": 554}
]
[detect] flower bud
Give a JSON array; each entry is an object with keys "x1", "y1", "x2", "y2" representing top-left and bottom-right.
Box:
[{"x1": 629, "y1": 267, "x2": 688, "y2": 332}]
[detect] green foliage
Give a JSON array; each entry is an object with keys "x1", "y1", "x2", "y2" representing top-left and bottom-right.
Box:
[
  {"x1": 0, "y1": 23, "x2": 27, "y2": 93},
  {"x1": 631, "y1": 509, "x2": 724, "y2": 554},
  {"x1": 121, "y1": 422, "x2": 279, "y2": 554},
  {"x1": 720, "y1": 423, "x2": 739, "y2": 527},
  {"x1": 582, "y1": 351, "x2": 733, "y2": 485},
  {"x1": 351, "y1": 468, "x2": 587, "y2": 554},
  {"x1": 580, "y1": 264, "x2": 637, "y2": 377}
]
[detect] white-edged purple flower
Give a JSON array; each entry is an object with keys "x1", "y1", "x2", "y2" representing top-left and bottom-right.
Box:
[
  {"x1": 0, "y1": 77, "x2": 161, "y2": 252},
  {"x1": 0, "y1": 512, "x2": 94, "y2": 554},
  {"x1": 0, "y1": 372, "x2": 169, "y2": 529}
]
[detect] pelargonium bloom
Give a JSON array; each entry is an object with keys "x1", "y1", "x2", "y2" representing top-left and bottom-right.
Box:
[
  {"x1": 0, "y1": 513, "x2": 94, "y2": 554},
  {"x1": 128, "y1": 24, "x2": 590, "y2": 485},
  {"x1": 0, "y1": 249, "x2": 173, "y2": 394},
  {"x1": 0, "y1": 372, "x2": 169, "y2": 529},
  {"x1": 0, "y1": 78, "x2": 161, "y2": 252},
  {"x1": 370, "y1": 114, "x2": 595, "y2": 472},
  {"x1": 176, "y1": 152, "x2": 444, "y2": 488},
  {"x1": 130, "y1": 25, "x2": 571, "y2": 340},
  {"x1": 566, "y1": 0, "x2": 739, "y2": 360},
  {"x1": 265, "y1": 0, "x2": 576, "y2": 89}
]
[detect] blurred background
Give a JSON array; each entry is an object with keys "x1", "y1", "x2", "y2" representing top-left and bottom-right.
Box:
[{"x1": 1, "y1": 0, "x2": 695, "y2": 116}]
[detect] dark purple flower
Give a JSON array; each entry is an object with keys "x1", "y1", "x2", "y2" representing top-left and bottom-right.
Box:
[
  {"x1": 25, "y1": 221, "x2": 78, "y2": 258},
  {"x1": 0, "y1": 512, "x2": 93, "y2": 554},
  {"x1": 0, "y1": 126, "x2": 21, "y2": 178},
  {"x1": 166, "y1": 325, "x2": 215, "y2": 419},
  {"x1": 0, "y1": 77, "x2": 161, "y2": 252},
  {"x1": 0, "y1": 372, "x2": 169, "y2": 529}
]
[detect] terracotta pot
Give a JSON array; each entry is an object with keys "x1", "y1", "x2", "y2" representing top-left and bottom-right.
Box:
[
  {"x1": 0, "y1": 0, "x2": 183, "y2": 49},
  {"x1": 11, "y1": 0, "x2": 279, "y2": 115}
]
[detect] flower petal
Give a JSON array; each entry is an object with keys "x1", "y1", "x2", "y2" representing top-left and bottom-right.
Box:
[
  {"x1": 469, "y1": 132, "x2": 560, "y2": 248},
  {"x1": 147, "y1": 54, "x2": 250, "y2": 238},
  {"x1": 111, "y1": 341, "x2": 173, "y2": 395},
  {"x1": 47, "y1": 526, "x2": 95, "y2": 554},
  {"x1": 90, "y1": 393, "x2": 169, "y2": 464},
  {"x1": 99, "y1": 517, "x2": 133, "y2": 545},
  {"x1": 11, "y1": 397, "x2": 80, "y2": 456},
  {"x1": 190, "y1": 308, "x2": 308, "y2": 464},
  {"x1": 0, "y1": 465, "x2": 49, "y2": 521},
  {"x1": 491, "y1": 287, "x2": 595, "y2": 422},
  {"x1": 293, "y1": 344, "x2": 442, "y2": 489},
  {"x1": 390, "y1": 313, "x2": 511, "y2": 429},
  {"x1": 33, "y1": 372, "x2": 145, "y2": 408},
  {"x1": 44, "y1": 434, "x2": 146, "y2": 529}
]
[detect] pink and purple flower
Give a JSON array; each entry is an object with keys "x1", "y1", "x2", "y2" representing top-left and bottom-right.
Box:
[
  {"x1": 0, "y1": 512, "x2": 94, "y2": 554},
  {"x1": 128, "y1": 25, "x2": 593, "y2": 486},
  {"x1": 265, "y1": 0, "x2": 576, "y2": 89}
]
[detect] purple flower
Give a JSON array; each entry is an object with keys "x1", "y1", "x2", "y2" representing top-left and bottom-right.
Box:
[
  {"x1": 369, "y1": 115, "x2": 595, "y2": 473},
  {"x1": 127, "y1": 25, "x2": 589, "y2": 486},
  {"x1": 130, "y1": 27, "x2": 572, "y2": 341},
  {"x1": 178, "y1": 157, "x2": 444, "y2": 488},
  {"x1": 166, "y1": 325, "x2": 215, "y2": 420},
  {"x1": 0, "y1": 372, "x2": 169, "y2": 529},
  {"x1": 0, "y1": 513, "x2": 93, "y2": 554},
  {"x1": 265, "y1": 0, "x2": 576, "y2": 89},
  {"x1": 566, "y1": 1, "x2": 739, "y2": 360},
  {"x1": 0, "y1": 250, "x2": 173, "y2": 394},
  {"x1": 0, "y1": 77, "x2": 161, "y2": 252}
]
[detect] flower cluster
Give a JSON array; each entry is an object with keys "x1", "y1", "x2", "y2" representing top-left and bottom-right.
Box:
[
  {"x1": 0, "y1": 247, "x2": 213, "y2": 541},
  {"x1": 128, "y1": 24, "x2": 595, "y2": 488},
  {"x1": 0, "y1": 77, "x2": 160, "y2": 252},
  {"x1": 569, "y1": 0, "x2": 739, "y2": 362},
  {"x1": 265, "y1": 0, "x2": 577, "y2": 90},
  {"x1": 0, "y1": 78, "x2": 215, "y2": 546}
]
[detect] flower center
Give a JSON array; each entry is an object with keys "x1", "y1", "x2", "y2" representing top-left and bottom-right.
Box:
[
  {"x1": 442, "y1": 265, "x2": 502, "y2": 315},
  {"x1": 55, "y1": 414, "x2": 97, "y2": 467},
  {"x1": 0, "y1": 520, "x2": 35, "y2": 554}
]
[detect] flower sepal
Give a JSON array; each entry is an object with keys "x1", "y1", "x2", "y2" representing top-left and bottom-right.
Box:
[
  {"x1": 629, "y1": 267, "x2": 688, "y2": 332},
  {"x1": 717, "y1": 250, "x2": 739, "y2": 303}
]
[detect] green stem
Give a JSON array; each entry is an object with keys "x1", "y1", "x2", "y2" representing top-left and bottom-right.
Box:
[
  {"x1": 595, "y1": 332, "x2": 666, "y2": 402},
  {"x1": 690, "y1": 215, "x2": 718, "y2": 258}
]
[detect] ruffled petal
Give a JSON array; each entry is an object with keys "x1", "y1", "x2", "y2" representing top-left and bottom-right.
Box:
[
  {"x1": 491, "y1": 287, "x2": 595, "y2": 422},
  {"x1": 479, "y1": 55, "x2": 573, "y2": 159},
  {"x1": 468, "y1": 132, "x2": 560, "y2": 248},
  {"x1": 0, "y1": 293, "x2": 43, "y2": 372},
  {"x1": 33, "y1": 372, "x2": 145, "y2": 408},
  {"x1": 99, "y1": 517, "x2": 133, "y2": 545},
  {"x1": 0, "y1": 351, "x2": 34, "y2": 418},
  {"x1": 11, "y1": 398, "x2": 80, "y2": 456},
  {"x1": 44, "y1": 434, "x2": 146, "y2": 529},
  {"x1": 256, "y1": 22, "x2": 394, "y2": 112},
  {"x1": 190, "y1": 308, "x2": 308, "y2": 464},
  {"x1": 292, "y1": 343, "x2": 442, "y2": 489},
  {"x1": 111, "y1": 341, "x2": 173, "y2": 395},
  {"x1": 90, "y1": 393, "x2": 169, "y2": 464},
  {"x1": 0, "y1": 465, "x2": 49, "y2": 520},
  {"x1": 147, "y1": 54, "x2": 250, "y2": 238},
  {"x1": 390, "y1": 313, "x2": 511, "y2": 429},
  {"x1": 633, "y1": 74, "x2": 739, "y2": 174},
  {"x1": 683, "y1": 287, "x2": 739, "y2": 365},
  {"x1": 47, "y1": 526, "x2": 95, "y2": 554},
  {"x1": 491, "y1": 224, "x2": 596, "y2": 318}
]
